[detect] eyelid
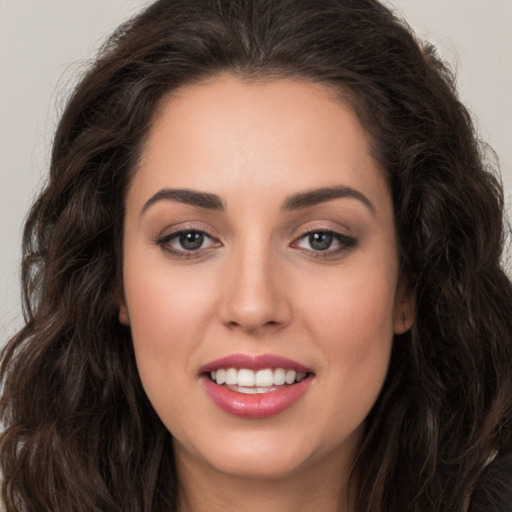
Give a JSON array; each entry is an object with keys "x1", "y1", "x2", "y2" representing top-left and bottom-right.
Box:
[
  {"x1": 155, "y1": 220, "x2": 222, "y2": 243},
  {"x1": 290, "y1": 226, "x2": 357, "y2": 258},
  {"x1": 153, "y1": 221, "x2": 356, "y2": 260},
  {"x1": 155, "y1": 224, "x2": 222, "y2": 258}
]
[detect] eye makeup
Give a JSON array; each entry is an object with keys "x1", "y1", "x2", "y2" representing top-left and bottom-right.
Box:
[
  {"x1": 291, "y1": 228, "x2": 357, "y2": 260},
  {"x1": 154, "y1": 223, "x2": 357, "y2": 262},
  {"x1": 156, "y1": 228, "x2": 221, "y2": 259}
]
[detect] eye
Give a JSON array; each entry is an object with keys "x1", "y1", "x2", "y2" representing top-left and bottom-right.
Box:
[
  {"x1": 302, "y1": 232, "x2": 335, "y2": 251},
  {"x1": 156, "y1": 229, "x2": 220, "y2": 257},
  {"x1": 176, "y1": 231, "x2": 207, "y2": 251},
  {"x1": 292, "y1": 230, "x2": 356, "y2": 256}
]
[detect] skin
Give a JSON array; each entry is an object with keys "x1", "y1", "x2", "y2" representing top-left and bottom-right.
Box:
[{"x1": 120, "y1": 75, "x2": 414, "y2": 512}]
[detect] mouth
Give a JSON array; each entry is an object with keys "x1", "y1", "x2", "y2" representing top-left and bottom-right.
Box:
[
  {"x1": 206, "y1": 367, "x2": 311, "y2": 394},
  {"x1": 200, "y1": 354, "x2": 315, "y2": 418}
]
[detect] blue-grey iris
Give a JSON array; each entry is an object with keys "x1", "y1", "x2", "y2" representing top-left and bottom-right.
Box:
[
  {"x1": 309, "y1": 232, "x2": 333, "y2": 251},
  {"x1": 180, "y1": 232, "x2": 204, "y2": 250}
]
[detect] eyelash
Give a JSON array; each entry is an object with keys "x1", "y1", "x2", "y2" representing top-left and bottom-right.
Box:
[
  {"x1": 156, "y1": 228, "x2": 357, "y2": 260},
  {"x1": 156, "y1": 229, "x2": 219, "y2": 260},
  {"x1": 292, "y1": 228, "x2": 357, "y2": 259}
]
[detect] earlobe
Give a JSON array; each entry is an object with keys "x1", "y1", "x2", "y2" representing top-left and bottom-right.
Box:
[
  {"x1": 393, "y1": 286, "x2": 415, "y2": 335},
  {"x1": 119, "y1": 303, "x2": 130, "y2": 326},
  {"x1": 114, "y1": 281, "x2": 130, "y2": 325}
]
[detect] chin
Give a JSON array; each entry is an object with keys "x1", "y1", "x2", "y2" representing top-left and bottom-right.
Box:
[
  {"x1": 176, "y1": 430, "x2": 315, "y2": 481},
  {"x1": 211, "y1": 448, "x2": 310, "y2": 481}
]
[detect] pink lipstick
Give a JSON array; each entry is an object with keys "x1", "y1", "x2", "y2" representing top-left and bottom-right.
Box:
[
  {"x1": 201, "y1": 353, "x2": 314, "y2": 418},
  {"x1": 201, "y1": 353, "x2": 311, "y2": 373}
]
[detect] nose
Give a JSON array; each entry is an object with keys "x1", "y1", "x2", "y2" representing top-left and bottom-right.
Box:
[{"x1": 218, "y1": 244, "x2": 292, "y2": 334}]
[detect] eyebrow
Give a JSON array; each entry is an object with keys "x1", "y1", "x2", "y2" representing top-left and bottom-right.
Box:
[
  {"x1": 141, "y1": 188, "x2": 225, "y2": 214},
  {"x1": 141, "y1": 184, "x2": 375, "y2": 216},
  {"x1": 281, "y1": 185, "x2": 375, "y2": 215}
]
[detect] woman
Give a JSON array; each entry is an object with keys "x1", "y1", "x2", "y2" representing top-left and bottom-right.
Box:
[{"x1": 1, "y1": 0, "x2": 511, "y2": 510}]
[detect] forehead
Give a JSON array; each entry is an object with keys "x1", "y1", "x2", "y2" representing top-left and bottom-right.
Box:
[{"x1": 128, "y1": 75, "x2": 389, "y2": 213}]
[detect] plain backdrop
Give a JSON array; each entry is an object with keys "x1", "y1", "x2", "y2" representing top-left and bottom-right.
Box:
[{"x1": 1, "y1": 0, "x2": 511, "y2": 344}]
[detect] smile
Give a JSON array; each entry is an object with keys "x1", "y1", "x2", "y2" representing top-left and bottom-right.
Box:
[
  {"x1": 201, "y1": 354, "x2": 314, "y2": 418},
  {"x1": 209, "y1": 367, "x2": 308, "y2": 393}
]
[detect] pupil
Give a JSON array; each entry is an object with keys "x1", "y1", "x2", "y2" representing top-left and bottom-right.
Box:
[
  {"x1": 309, "y1": 232, "x2": 333, "y2": 251},
  {"x1": 180, "y1": 232, "x2": 204, "y2": 250}
]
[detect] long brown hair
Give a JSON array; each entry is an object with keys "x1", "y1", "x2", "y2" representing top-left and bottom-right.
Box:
[{"x1": 1, "y1": 0, "x2": 511, "y2": 510}]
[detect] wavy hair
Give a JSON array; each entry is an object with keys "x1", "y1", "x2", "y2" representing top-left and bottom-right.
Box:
[{"x1": 1, "y1": 0, "x2": 511, "y2": 510}]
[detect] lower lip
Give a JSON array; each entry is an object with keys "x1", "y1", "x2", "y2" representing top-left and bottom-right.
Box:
[{"x1": 202, "y1": 376, "x2": 313, "y2": 418}]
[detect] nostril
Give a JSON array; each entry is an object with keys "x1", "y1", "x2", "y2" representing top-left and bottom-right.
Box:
[{"x1": 226, "y1": 319, "x2": 282, "y2": 333}]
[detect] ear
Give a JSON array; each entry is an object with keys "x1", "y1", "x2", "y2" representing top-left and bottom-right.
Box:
[
  {"x1": 119, "y1": 302, "x2": 130, "y2": 326},
  {"x1": 393, "y1": 282, "x2": 415, "y2": 335},
  {"x1": 114, "y1": 286, "x2": 130, "y2": 326}
]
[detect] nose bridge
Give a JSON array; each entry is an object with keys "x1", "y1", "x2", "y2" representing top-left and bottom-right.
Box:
[{"x1": 219, "y1": 231, "x2": 290, "y2": 332}]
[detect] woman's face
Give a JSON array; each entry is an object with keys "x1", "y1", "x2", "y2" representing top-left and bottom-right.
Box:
[{"x1": 120, "y1": 76, "x2": 413, "y2": 482}]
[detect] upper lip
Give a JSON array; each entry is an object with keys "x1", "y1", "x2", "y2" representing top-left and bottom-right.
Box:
[{"x1": 200, "y1": 353, "x2": 312, "y2": 373}]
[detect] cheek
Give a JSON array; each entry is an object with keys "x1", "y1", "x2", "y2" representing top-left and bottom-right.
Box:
[
  {"x1": 299, "y1": 258, "x2": 398, "y2": 343},
  {"x1": 296, "y1": 257, "x2": 397, "y2": 407},
  {"x1": 122, "y1": 251, "x2": 218, "y2": 382},
  {"x1": 312, "y1": 285, "x2": 394, "y2": 380}
]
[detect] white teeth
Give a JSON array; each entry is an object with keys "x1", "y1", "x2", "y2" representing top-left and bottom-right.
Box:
[
  {"x1": 209, "y1": 367, "x2": 309, "y2": 387},
  {"x1": 273, "y1": 368, "x2": 286, "y2": 385},
  {"x1": 257, "y1": 387, "x2": 276, "y2": 393},
  {"x1": 255, "y1": 369, "x2": 274, "y2": 387},
  {"x1": 285, "y1": 370, "x2": 296, "y2": 385},
  {"x1": 225, "y1": 385, "x2": 280, "y2": 394},
  {"x1": 216, "y1": 369, "x2": 226, "y2": 385},
  {"x1": 236, "y1": 386, "x2": 258, "y2": 394},
  {"x1": 225, "y1": 368, "x2": 238, "y2": 385},
  {"x1": 237, "y1": 369, "x2": 255, "y2": 387}
]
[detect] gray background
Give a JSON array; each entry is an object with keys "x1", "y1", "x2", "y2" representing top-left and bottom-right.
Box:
[{"x1": 1, "y1": 0, "x2": 511, "y2": 344}]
